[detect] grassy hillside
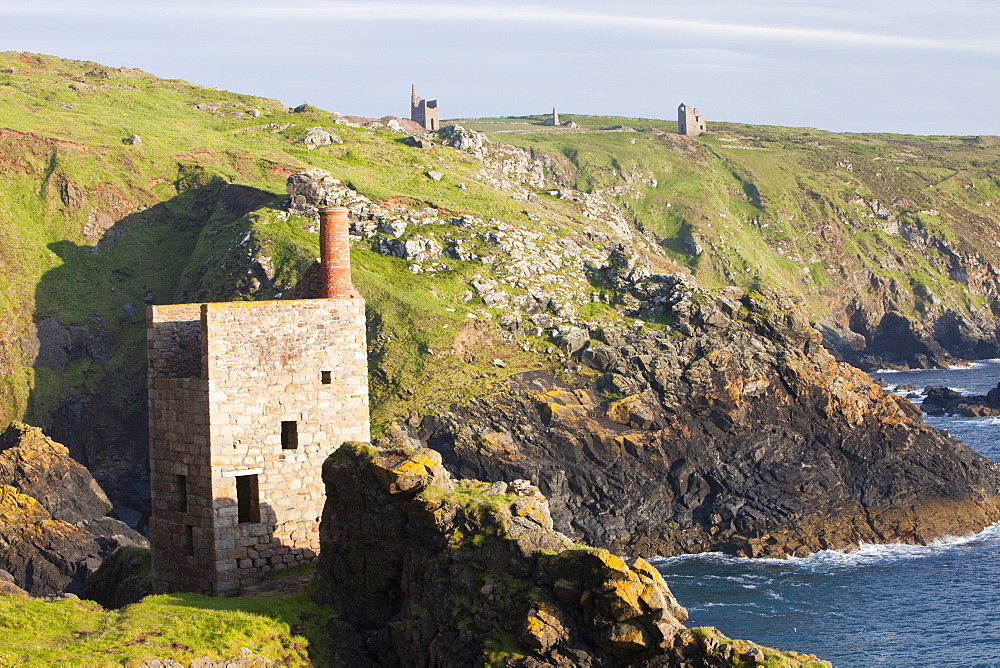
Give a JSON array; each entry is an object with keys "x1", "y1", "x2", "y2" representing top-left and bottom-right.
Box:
[
  {"x1": 0, "y1": 53, "x2": 554, "y2": 482},
  {"x1": 4, "y1": 51, "x2": 1000, "y2": 499},
  {"x1": 4, "y1": 50, "x2": 1000, "y2": 667},
  {"x1": 0, "y1": 576, "x2": 334, "y2": 666},
  {"x1": 456, "y1": 114, "x2": 1000, "y2": 320}
]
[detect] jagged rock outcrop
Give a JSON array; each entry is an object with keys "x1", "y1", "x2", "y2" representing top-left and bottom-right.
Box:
[
  {"x1": 137, "y1": 648, "x2": 275, "y2": 668},
  {"x1": 437, "y1": 124, "x2": 487, "y2": 156},
  {"x1": 312, "y1": 443, "x2": 828, "y2": 667},
  {"x1": 0, "y1": 420, "x2": 113, "y2": 522},
  {"x1": 922, "y1": 383, "x2": 1000, "y2": 417},
  {"x1": 820, "y1": 308, "x2": 1000, "y2": 371},
  {"x1": 0, "y1": 423, "x2": 148, "y2": 596},
  {"x1": 409, "y1": 286, "x2": 1000, "y2": 558}
]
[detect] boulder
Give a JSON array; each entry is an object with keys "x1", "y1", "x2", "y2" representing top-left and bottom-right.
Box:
[
  {"x1": 376, "y1": 236, "x2": 442, "y2": 263},
  {"x1": 286, "y1": 168, "x2": 340, "y2": 218},
  {"x1": 437, "y1": 124, "x2": 487, "y2": 155},
  {"x1": 554, "y1": 325, "x2": 589, "y2": 355},
  {"x1": 302, "y1": 127, "x2": 342, "y2": 149},
  {"x1": 403, "y1": 134, "x2": 434, "y2": 149},
  {"x1": 285, "y1": 168, "x2": 370, "y2": 220}
]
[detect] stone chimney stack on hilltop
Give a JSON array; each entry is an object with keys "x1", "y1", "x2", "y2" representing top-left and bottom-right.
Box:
[{"x1": 319, "y1": 206, "x2": 357, "y2": 298}]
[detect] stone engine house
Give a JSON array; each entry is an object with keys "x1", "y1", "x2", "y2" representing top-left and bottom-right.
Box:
[
  {"x1": 678, "y1": 103, "x2": 707, "y2": 136},
  {"x1": 146, "y1": 207, "x2": 370, "y2": 596},
  {"x1": 410, "y1": 84, "x2": 439, "y2": 131}
]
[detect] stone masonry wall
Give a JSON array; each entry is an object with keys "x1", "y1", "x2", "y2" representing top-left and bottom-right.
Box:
[
  {"x1": 204, "y1": 298, "x2": 369, "y2": 595},
  {"x1": 147, "y1": 303, "x2": 216, "y2": 594},
  {"x1": 147, "y1": 298, "x2": 370, "y2": 595}
]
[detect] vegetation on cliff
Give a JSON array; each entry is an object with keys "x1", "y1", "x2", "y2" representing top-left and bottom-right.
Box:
[
  {"x1": 313, "y1": 442, "x2": 828, "y2": 667},
  {"x1": 5, "y1": 53, "x2": 1000, "y2": 482},
  {"x1": 458, "y1": 114, "x2": 1000, "y2": 370}
]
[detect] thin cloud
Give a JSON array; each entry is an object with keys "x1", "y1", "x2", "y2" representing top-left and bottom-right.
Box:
[{"x1": 4, "y1": 1, "x2": 999, "y2": 55}]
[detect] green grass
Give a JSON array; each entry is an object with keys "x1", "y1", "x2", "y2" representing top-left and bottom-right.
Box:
[
  {"x1": 0, "y1": 52, "x2": 584, "y2": 435},
  {"x1": 453, "y1": 113, "x2": 1000, "y2": 321},
  {"x1": 0, "y1": 591, "x2": 337, "y2": 667},
  {"x1": 483, "y1": 629, "x2": 527, "y2": 666},
  {"x1": 5, "y1": 50, "x2": 1000, "y2": 439}
]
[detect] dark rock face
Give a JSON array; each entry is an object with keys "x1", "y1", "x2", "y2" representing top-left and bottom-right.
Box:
[
  {"x1": 412, "y1": 288, "x2": 1000, "y2": 558},
  {"x1": 313, "y1": 443, "x2": 828, "y2": 667},
  {"x1": 0, "y1": 423, "x2": 148, "y2": 596},
  {"x1": 922, "y1": 384, "x2": 1000, "y2": 417},
  {"x1": 0, "y1": 420, "x2": 113, "y2": 523},
  {"x1": 822, "y1": 307, "x2": 1000, "y2": 371}
]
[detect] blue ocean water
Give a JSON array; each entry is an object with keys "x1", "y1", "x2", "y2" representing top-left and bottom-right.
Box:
[{"x1": 654, "y1": 361, "x2": 1000, "y2": 666}]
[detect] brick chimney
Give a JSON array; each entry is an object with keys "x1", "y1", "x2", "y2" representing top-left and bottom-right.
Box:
[{"x1": 318, "y1": 206, "x2": 356, "y2": 298}]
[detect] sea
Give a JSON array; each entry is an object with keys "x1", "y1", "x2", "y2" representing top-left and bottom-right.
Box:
[{"x1": 653, "y1": 360, "x2": 1000, "y2": 666}]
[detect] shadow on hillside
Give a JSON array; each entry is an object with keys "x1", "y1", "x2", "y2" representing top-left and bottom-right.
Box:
[{"x1": 24, "y1": 177, "x2": 276, "y2": 531}]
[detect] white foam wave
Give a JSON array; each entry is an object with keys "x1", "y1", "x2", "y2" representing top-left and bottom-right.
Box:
[
  {"x1": 947, "y1": 360, "x2": 995, "y2": 370},
  {"x1": 928, "y1": 415, "x2": 1000, "y2": 428},
  {"x1": 875, "y1": 358, "x2": 1000, "y2": 375},
  {"x1": 690, "y1": 601, "x2": 764, "y2": 610},
  {"x1": 650, "y1": 521, "x2": 1000, "y2": 572}
]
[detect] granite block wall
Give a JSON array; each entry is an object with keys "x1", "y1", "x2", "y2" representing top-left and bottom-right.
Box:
[{"x1": 147, "y1": 298, "x2": 370, "y2": 595}]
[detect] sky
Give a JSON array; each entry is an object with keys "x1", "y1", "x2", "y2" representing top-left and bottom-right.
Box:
[{"x1": 3, "y1": 0, "x2": 999, "y2": 135}]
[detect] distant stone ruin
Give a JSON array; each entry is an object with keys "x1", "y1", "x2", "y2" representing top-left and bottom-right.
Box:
[
  {"x1": 678, "y1": 103, "x2": 706, "y2": 136},
  {"x1": 539, "y1": 108, "x2": 579, "y2": 129},
  {"x1": 146, "y1": 206, "x2": 370, "y2": 596},
  {"x1": 410, "y1": 84, "x2": 439, "y2": 131}
]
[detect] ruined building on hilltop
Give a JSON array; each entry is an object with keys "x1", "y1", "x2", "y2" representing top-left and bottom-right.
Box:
[
  {"x1": 678, "y1": 103, "x2": 707, "y2": 136},
  {"x1": 146, "y1": 207, "x2": 370, "y2": 596},
  {"x1": 410, "y1": 84, "x2": 439, "y2": 131},
  {"x1": 541, "y1": 107, "x2": 560, "y2": 126}
]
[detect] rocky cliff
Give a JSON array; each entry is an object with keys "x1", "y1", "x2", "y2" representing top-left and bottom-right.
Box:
[
  {"x1": 408, "y1": 283, "x2": 1000, "y2": 557},
  {"x1": 3, "y1": 52, "x2": 1000, "y2": 563},
  {"x1": 455, "y1": 117, "x2": 1000, "y2": 372},
  {"x1": 312, "y1": 443, "x2": 829, "y2": 667},
  {"x1": 0, "y1": 423, "x2": 147, "y2": 596}
]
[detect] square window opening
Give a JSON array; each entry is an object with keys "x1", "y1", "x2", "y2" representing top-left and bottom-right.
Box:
[
  {"x1": 281, "y1": 421, "x2": 298, "y2": 450},
  {"x1": 321, "y1": 370, "x2": 332, "y2": 384},
  {"x1": 236, "y1": 474, "x2": 260, "y2": 524}
]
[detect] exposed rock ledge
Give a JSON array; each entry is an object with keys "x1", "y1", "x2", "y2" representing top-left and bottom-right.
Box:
[
  {"x1": 921, "y1": 384, "x2": 1000, "y2": 417},
  {"x1": 410, "y1": 287, "x2": 1000, "y2": 558},
  {"x1": 312, "y1": 443, "x2": 828, "y2": 667},
  {"x1": 0, "y1": 423, "x2": 147, "y2": 596}
]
